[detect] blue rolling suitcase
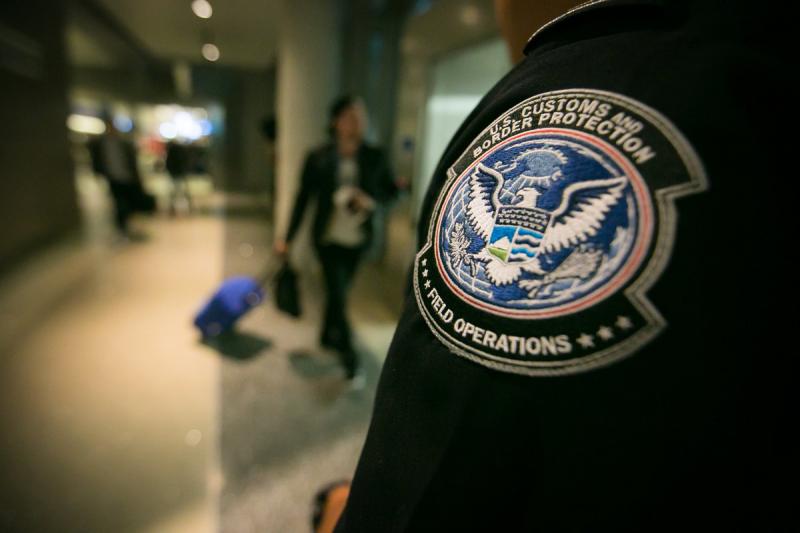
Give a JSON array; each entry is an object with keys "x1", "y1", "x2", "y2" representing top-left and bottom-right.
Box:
[{"x1": 193, "y1": 276, "x2": 264, "y2": 338}]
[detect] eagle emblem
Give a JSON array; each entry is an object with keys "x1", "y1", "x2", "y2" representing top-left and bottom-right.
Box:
[
  {"x1": 460, "y1": 160, "x2": 627, "y2": 291},
  {"x1": 414, "y1": 89, "x2": 705, "y2": 376},
  {"x1": 438, "y1": 139, "x2": 641, "y2": 313}
]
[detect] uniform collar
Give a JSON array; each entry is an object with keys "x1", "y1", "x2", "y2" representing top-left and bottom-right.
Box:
[{"x1": 523, "y1": 0, "x2": 669, "y2": 55}]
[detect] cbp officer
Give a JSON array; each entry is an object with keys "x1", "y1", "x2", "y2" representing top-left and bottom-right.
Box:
[{"x1": 317, "y1": 0, "x2": 789, "y2": 531}]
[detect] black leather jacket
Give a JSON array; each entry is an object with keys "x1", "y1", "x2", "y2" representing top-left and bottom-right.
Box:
[{"x1": 285, "y1": 142, "x2": 396, "y2": 250}]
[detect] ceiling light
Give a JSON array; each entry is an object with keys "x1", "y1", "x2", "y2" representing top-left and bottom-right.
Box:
[
  {"x1": 159, "y1": 122, "x2": 177, "y2": 139},
  {"x1": 67, "y1": 114, "x2": 106, "y2": 135},
  {"x1": 460, "y1": 5, "x2": 481, "y2": 26},
  {"x1": 191, "y1": 0, "x2": 213, "y2": 19},
  {"x1": 113, "y1": 115, "x2": 133, "y2": 133},
  {"x1": 201, "y1": 43, "x2": 220, "y2": 62}
]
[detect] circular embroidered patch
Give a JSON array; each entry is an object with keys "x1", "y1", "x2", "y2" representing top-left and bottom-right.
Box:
[{"x1": 414, "y1": 89, "x2": 707, "y2": 376}]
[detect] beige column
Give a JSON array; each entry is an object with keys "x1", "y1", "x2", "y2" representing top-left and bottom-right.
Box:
[{"x1": 274, "y1": 0, "x2": 341, "y2": 253}]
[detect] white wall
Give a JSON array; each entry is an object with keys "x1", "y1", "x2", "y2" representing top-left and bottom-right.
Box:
[{"x1": 414, "y1": 38, "x2": 511, "y2": 216}]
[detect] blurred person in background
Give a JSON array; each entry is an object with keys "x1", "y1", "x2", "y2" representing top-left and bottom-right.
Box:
[
  {"x1": 315, "y1": 0, "x2": 789, "y2": 532},
  {"x1": 275, "y1": 96, "x2": 397, "y2": 383},
  {"x1": 88, "y1": 111, "x2": 146, "y2": 239},
  {"x1": 165, "y1": 139, "x2": 193, "y2": 215}
]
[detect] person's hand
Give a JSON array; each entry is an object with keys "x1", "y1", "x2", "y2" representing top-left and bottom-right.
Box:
[
  {"x1": 274, "y1": 239, "x2": 289, "y2": 257},
  {"x1": 349, "y1": 190, "x2": 375, "y2": 213}
]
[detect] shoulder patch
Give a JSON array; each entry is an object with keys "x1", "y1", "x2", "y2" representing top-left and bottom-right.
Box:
[{"x1": 414, "y1": 89, "x2": 707, "y2": 376}]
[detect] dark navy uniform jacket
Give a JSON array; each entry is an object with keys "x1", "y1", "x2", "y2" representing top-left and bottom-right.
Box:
[{"x1": 337, "y1": 1, "x2": 790, "y2": 531}]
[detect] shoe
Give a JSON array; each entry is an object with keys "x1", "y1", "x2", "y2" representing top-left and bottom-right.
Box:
[{"x1": 347, "y1": 369, "x2": 366, "y2": 391}]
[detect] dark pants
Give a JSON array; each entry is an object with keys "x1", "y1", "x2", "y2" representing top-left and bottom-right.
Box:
[
  {"x1": 317, "y1": 244, "x2": 362, "y2": 377},
  {"x1": 169, "y1": 173, "x2": 193, "y2": 214},
  {"x1": 107, "y1": 180, "x2": 138, "y2": 233}
]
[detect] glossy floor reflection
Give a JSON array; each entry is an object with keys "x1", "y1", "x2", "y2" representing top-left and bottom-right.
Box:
[
  {"x1": 0, "y1": 213, "x2": 222, "y2": 533},
  {"x1": 0, "y1": 183, "x2": 403, "y2": 532}
]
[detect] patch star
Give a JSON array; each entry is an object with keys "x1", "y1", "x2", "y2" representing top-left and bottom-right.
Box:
[
  {"x1": 424, "y1": 280, "x2": 431, "y2": 289},
  {"x1": 576, "y1": 333, "x2": 595, "y2": 348},
  {"x1": 422, "y1": 258, "x2": 427, "y2": 266},
  {"x1": 422, "y1": 269, "x2": 429, "y2": 277},
  {"x1": 616, "y1": 316, "x2": 633, "y2": 330},
  {"x1": 597, "y1": 326, "x2": 614, "y2": 340}
]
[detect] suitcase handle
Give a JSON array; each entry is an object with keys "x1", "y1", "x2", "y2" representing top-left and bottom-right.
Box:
[{"x1": 256, "y1": 257, "x2": 289, "y2": 288}]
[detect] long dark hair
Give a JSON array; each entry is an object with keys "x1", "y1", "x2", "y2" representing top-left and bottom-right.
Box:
[{"x1": 328, "y1": 94, "x2": 360, "y2": 139}]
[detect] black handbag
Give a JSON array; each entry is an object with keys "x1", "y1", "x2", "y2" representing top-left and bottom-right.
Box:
[{"x1": 274, "y1": 261, "x2": 301, "y2": 317}]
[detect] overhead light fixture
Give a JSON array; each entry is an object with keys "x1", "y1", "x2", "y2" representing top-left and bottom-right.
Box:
[
  {"x1": 66, "y1": 114, "x2": 106, "y2": 135},
  {"x1": 460, "y1": 5, "x2": 481, "y2": 26},
  {"x1": 191, "y1": 0, "x2": 213, "y2": 19},
  {"x1": 201, "y1": 43, "x2": 220, "y2": 62},
  {"x1": 159, "y1": 122, "x2": 178, "y2": 139},
  {"x1": 113, "y1": 115, "x2": 134, "y2": 133}
]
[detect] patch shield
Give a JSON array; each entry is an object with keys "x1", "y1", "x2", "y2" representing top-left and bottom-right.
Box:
[{"x1": 414, "y1": 89, "x2": 707, "y2": 376}]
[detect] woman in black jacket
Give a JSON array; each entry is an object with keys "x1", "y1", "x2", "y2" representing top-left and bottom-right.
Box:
[{"x1": 275, "y1": 96, "x2": 396, "y2": 382}]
